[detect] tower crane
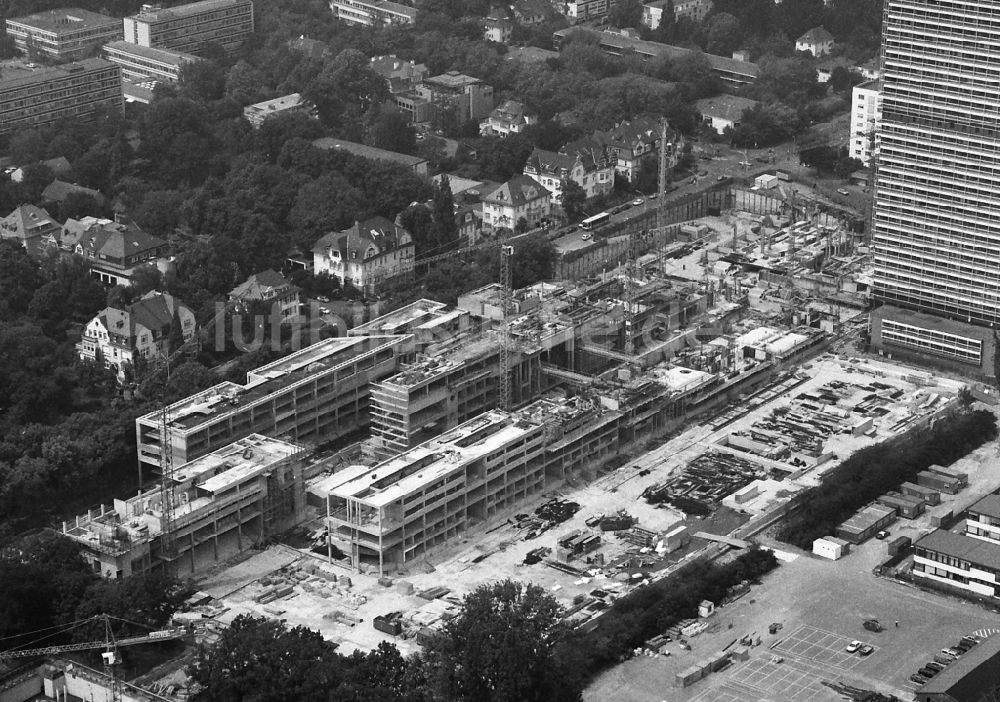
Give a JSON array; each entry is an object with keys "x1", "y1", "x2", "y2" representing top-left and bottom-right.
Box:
[
  {"x1": 0, "y1": 615, "x2": 190, "y2": 702},
  {"x1": 498, "y1": 241, "x2": 514, "y2": 411}
]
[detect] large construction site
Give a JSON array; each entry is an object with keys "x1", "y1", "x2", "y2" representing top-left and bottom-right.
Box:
[{"x1": 49, "y1": 191, "x2": 981, "y2": 699}]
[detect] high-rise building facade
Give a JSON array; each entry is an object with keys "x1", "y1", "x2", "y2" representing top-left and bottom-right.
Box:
[
  {"x1": 870, "y1": 0, "x2": 1000, "y2": 375},
  {"x1": 123, "y1": 0, "x2": 254, "y2": 55},
  {"x1": 0, "y1": 59, "x2": 122, "y2": 135}
]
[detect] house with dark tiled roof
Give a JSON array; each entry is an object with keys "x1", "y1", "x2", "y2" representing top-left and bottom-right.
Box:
[
  {"x1": 593, "y1": 116, "x2": 680, "y2": 183},
  {"x1": 511, "y1": 0, "x2": 552, "y2": 25},
  {"x1": 695, "y1": 95, "x2": 759, "y2": 135},
  {"x1": 56, "y1": 217, "x2": 171, "y2": 285},
  {"x1": 77, "y1": 291, "x2": 196, "y2": 381},
  {"x1": 41, "y1": 179, "x2": 107, "y2": 209},
  {"x1": 0, "y1": 204, "x2": 60, "y2": 256},
  {"x1": 312, "y1": 217, "x2": 414, "y2": 295},
  {"x1": 523, "y1": 139, "x2": 614, "y2": 206},
  {"x1": 796, "y1": 27, "x2": 834, "y2": 57},
  {"x1": 481, "y1": 99, "x2": 538, "y2": 137},
  {"x1": 484, "y1": 6, "x2": 512, "y2": 43},
  {"x1": 482, "y1": 174, "x2": 551, "y2": 231},
  {"x1": 228, "y1": 269, "x2": 300, "y2": 317}
]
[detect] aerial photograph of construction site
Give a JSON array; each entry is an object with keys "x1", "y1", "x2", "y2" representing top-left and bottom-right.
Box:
[{"x1": 5, "y1": 160, "x2": 999, "y2": 702}]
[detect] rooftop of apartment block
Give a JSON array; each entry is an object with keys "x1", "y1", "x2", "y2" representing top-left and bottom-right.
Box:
[
  {"x1": 140, "y1": 335, "x2": 408, "y2": 431},
  {"x1": 319, "y1": 410, "x2": 539, "y2": 507},
  {"x1": 6, "y1": 8, "x2": 118, "y2": 32},
  {"x1": 349, "y1": 299, "x2": 450, "y2": 336},
  {"x1": 0, "y1": 58, "x2": 117, "y2": 90},
  {"x1": 131, "y1": 0, "x2": 251, "y2": 22},
  {"x1": 65, "y1": 435, "x2": 301, "y2": 543},
  {"x1": 104, "y1": 40, "x2": 201, "y2": 65}
]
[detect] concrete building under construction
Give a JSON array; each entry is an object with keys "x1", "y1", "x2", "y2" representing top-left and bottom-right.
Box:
[
  {"x1": 63, "y1": 434, "x2": 306, "y2": 578},
  {"x1": 135, "y1": 335, "x2": 414, "y2": 477},
  {"x1": 320, "y1": 410, "x2": 549, "y2": 573}
]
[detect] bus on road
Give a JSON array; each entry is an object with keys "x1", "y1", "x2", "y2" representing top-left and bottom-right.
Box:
[{"x1": 580, "y1": 212, "x2": 611, "y2": 230}]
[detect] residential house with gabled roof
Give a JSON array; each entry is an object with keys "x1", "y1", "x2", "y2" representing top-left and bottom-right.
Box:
[
  {"x1": 523, "y1": 139, "x2": 614, "y2": 206},
  {"x1": 481, "y1": 99, "x2": 537, "y2": 137},
  {"x1": 56, "y1": 217, "x2": 171, "y2": 286},
  {"x1": 483, "y1": 174, "x2": 551, "y2": 231},
  {"x1": 592, "y1": 116, "x2": 677, "y2": 183},
  {"x1": 288, "y1": 35, "x2": 330, "y2": 60},
  {"x1": 312, "y1": 217, "x2": 415, "y2": 295},
  {"x1": 796, "y1": 27, "x2": 834, "y2": 57},
  {"x1": 511, "y1": 0, "x2": 552, "y2": 24},
  {"x1": 484, "y1": 7, "x2": 512, "y2": 43},
  {"x1": 41, "y1": 179, "x2": 107, "y2": 209},
  {"x1": 0, "y1": 204, "x2": 60, "y2": 257},
  {"x1": 77, "y1": 290, "x2": 196, "y2": 381},
  {"x1": 695, "y1": 95, "x2": 759, "y2": 135},
  {"x1": 228, "y1": 269, "x2": 300, "y2": 317}
]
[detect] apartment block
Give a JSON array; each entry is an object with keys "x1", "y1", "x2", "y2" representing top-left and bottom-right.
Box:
[
  {"x1": 849, "y1": 80, "x2": 879, "y2": 167},
  {"x1": 243, "y1": 93, "x2": 316, "y2": 128},
  {"x1": 871, "y1": 0, "x2": 1000, "y2": 376},
  {"x1": 103, "y1": 40, "x2": 200, "y2": 83},
  {"x1": 135, "y1": 335, "x2": 414, "y2": 477},
  {"x1": 912, "y1": 528, "x2": 1000, "y2": 598},
  {"x1": 331, "y1": 0, "x2": 416, "y2": 26},
  {"x1": 564, "y1": 0, "x2": 618, "y2": 22},
  {"x1": 123, "y1": 0, "x2": 254, "y2": 55},
  {"x1": 0, "y1": 59, "x2": 122, "y2": 135},
  {"x1": 63, "y1": 434, "x2": 306, "y2": 578},
  {"x1": 418, "y1": 71, "x2": 494, "y2": 122},
  {"x1": 966, "y1": 494, "x2": 1000, "y2": 544},
  {"x1": 321, "y1": 410, "x2": 548, "y2": 573},
  {"x1": 6, "y1": 8, "x2": 121, "y2": 60}
]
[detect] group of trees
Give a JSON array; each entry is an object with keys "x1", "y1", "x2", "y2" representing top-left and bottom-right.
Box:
[
  {"x1": 0, "y1": 531, "x2": 184, "y2": 660},
  {"x1": 777, "y1": 407, "x2": 998, "y2": 549},
  {"x1": 192, "y1": 580, "x2": 582, "y2": 702},
  {"x1": 192, "y1": 550, "x2": 780, "y2": 701}
]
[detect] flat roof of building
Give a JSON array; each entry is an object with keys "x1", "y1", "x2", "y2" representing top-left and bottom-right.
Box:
[
  {"x1": 553, "y1": 28, "x2": 759, "y2": 80},
  {"x1": 423, "y1": 71, "x2": 483, "y2": 88},
  {"x1": 0, "y1": 58, "x2": 117, "y2": 90},
  {"x1": 916, "y1": 528, "x2": 1000, "y2": 571},
  {"x1": 649, "y1": 365, "x2": 714, "y2": 394},
  {"x1": 323, "y1": 411, "x2": 540, "y2": 507},
  {"x1": 244, "y1": 93, "x2": 305, "y2": 112},
  {"x1": 140, "y1": 336, "x2": 408, "y2": 431},
  {"x1": 838, "y1": 504, "x2": 895, "y2": 534},
  {"x1": 6, "y1": 8, "x2": 118, "y2": 31},
  {"x1": 104, "y1": 40, "x2": 200, "y2": 65},
  {"x1": 132, "y1": 0, "x2": 251, "y2": 22},
  {"x1": 313, "y1": 137, "x2": 427, "y2": 168},
  {"x1": 914, "y1": 631, "x2": 1000, "y2": 699},
  {"x1": 349, "y1": 299, "x2": 449, "y2": 335},
  {"x1": 967, "y1": 494, "x2": 1000, "y2": 519},
  {"x1": 195, "y1": 434, "x2": 301, "y2": 494}
]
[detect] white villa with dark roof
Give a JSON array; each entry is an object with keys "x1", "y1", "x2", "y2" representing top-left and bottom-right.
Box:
[
  {"x1": 312, "y1": 217, "x2": 414, "y2": 295},
  {"x1": 77, "y1": 291, "x2": 196, "y2": 380},
  {"x1": 482, "y1": 175, "x2": 551, "y2": 231}
]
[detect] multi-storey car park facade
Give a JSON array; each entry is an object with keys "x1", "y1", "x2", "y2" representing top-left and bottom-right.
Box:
[
  {"x1": 135, "y1": 335, "x2": 414, "y2": 479},
  {"x1": 5, "y1": 8, "x2": 122, "y2": 60},
  {"x1": 0, "y1": 59, "x2": 122, "y2": 135},
  {"x1": 870, "y1": 0, "x2": 1000, "y2": 376},
  {"x1": 123, "y1": 0, "x2": 254, "y2": 55}
]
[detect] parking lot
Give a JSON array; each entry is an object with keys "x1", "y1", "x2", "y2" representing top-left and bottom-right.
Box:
[{"x1": 584, "y1": 523, "x2": 1000, "y2": 702}]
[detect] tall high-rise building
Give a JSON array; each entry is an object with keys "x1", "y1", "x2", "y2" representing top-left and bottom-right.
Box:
[{"x1": 870, "y1": 0, "x2": 1000, "y2": 376}]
